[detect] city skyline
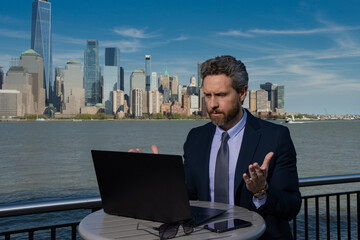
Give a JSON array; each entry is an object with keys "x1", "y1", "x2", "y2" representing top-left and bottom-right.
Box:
[{"x1": 0, "y1": 0, "x2": 360, "y2": 114}]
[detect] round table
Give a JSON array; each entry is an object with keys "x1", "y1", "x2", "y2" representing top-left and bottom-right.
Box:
[{"x1": 79, "y1": 201, "x2": 265, "y2": 240}]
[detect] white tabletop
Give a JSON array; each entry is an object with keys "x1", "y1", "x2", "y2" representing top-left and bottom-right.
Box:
[{"x1": 78, "y1": 201, "x2": 265, "y2": 240}]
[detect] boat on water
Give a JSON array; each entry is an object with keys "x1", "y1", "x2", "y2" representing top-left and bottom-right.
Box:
[
  {"x1": 285, "y1": 115, "x2": 304, "y2": 124},
  {"x1": 35, "y1": 118, "x2": 46, "y2": 122}
]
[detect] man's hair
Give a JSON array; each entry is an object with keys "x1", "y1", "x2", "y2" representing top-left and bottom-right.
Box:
[{"x1": 200, "y1": 55, "x2": 248, "y2": 93}]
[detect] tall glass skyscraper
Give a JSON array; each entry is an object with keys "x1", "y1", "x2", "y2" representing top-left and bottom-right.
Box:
[
  {"x1": 31, "y1": 0, "x2": 52, "y2": 104},
  {"x1": 104, "y1": 47, "x2": 121, "y2": 114},
  {"x1": 105, "y1": 48, "x2": 120, "y2": 89},
  {"x1": 0, "y1": 67, "x2": 4, "y2": 89},
  {"x1": 84, "y1": 40, "x2": 101, "y2": 106},
  {"x1": 145, "y1": 55, "x2": 151, "y2": 91},
  {"x1": 120, "y1": 67, "x2": 124, "y2": 91},
  {"x1": 105, "y1": 47, "x2": 120, "y2": 66}
]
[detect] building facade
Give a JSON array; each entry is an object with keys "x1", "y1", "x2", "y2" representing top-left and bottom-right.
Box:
[
  {"x1": 31, "y1": 0, "x2": 52, "y2": 104},
  {"x1": 120, "y1": 67, "x2": 124, "y2": 91},
  {"x1": 131, "y1": 88, "x2": 143, "y2": 118},
  {"x1": 3, "y1": 66, "x2": 34, "y2": 115},
  {"x1": 145, "y1": 55, "x2": 151, "y2": 91},
  {"x1": 112, "y1": 89, "x2": 125, "y2": 117},
  {"x1": 256, "y1": 90, "x2": 268, "y2": 112},
  {"x1": 62, "y1": 60, "x2": 84, "y2": 114},
  {"x1": 0, "y1": 90, "x2": 23, "y2": 116},
  {"x1": 130, "y1": 69, "x2": 145, "y2": 91},
  {"x1": 18, "y1": 49, "x2": 46, "y2": 114},
  {"x1": 275, "y1": 85, "x2": 285, "y2": 111},
  {"x1": 260, "y1": 82, "x2": 277, "y2": 111},
  {"x1": 151, "y1": 72, "x2": 157, "y2": 91},
  {"x1": 0, "y1": 67, "x2": 4, "y2": 89},
  {"x1": 103, "y1": 66, "x2": 119, "y2": 114},
  {"x1": 84, "y1": 40, "x2": 101, "y2": 106}
]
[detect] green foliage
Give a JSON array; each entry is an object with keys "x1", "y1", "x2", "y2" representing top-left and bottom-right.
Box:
[
  {"x1": 75, "y1": 114, "x2": 92, "y2": 119},
  {"x1": 94, "y1": 113, "x2": 106, "y2": 119},
  {"x1": 168, "y1": 113, "x2": 182, "y2": 119},
  {"x1": 25, "y1": 114, "x2": 39, "y2": 119},
  {"x1": 154, "y1": 113, "x2": 166, "y2": 119},
  {"x1": 74, "y1": 113, "x2": 105, "y2": 119}
]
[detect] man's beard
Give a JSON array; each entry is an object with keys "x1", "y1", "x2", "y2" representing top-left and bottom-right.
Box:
[{"x1": 208, "y1": 103, "x2": 241, "y2": 127}]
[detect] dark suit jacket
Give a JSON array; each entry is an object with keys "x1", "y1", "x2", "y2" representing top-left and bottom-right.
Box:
[{"x1": 183, "y1": 110, "x2": 301, "y2": 239}]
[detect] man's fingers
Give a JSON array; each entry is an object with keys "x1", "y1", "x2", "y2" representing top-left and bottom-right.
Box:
[
  {"x1": 253, "y1": 162, "x2": 264, "y2": 177},
  {"x1": 260, "y1": 152, "x2": 274, "y2": 170},
  {"x1": 151, "y1": 145, "x2": 159, "y2": 154},
  {"x1": 249, "y1": 164, "x2": 258, "y2": 179},
  {"x1": 243, "y1": 173, "x2": 250, "y2": 183},
  {"x1": 128, "y1": 148, "x2": 142, "y2": 153}
]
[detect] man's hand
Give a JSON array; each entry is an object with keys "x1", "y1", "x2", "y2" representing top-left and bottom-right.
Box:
[
  {"x1": 243, "y1": 152, "x2": 273, "y2": 194},
  {"x1": 128, "y1": 145, "x2": 159, "y2": 154}
]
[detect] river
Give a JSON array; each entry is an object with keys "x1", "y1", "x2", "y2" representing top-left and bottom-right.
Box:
[{"x1": 0, "y1": 119, "x2": 359, "y2": 238}]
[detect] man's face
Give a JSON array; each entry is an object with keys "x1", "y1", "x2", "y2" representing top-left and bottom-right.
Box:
[{"x1": 203, "y1": 74, "x2": 247, "y2": 130}]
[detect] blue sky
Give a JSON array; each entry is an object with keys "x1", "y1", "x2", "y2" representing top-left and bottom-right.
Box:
[{"x1": 1, "y1": 0, "x2": 360, "y2": 115}]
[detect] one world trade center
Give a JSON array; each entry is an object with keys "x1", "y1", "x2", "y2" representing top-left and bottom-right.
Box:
[{"x1": 31, "y1": 0, "x2": 52, "y2": 104}]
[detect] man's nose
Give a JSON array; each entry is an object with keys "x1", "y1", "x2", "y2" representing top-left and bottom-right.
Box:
[{"x1": 209, "y1": 97, "x2": 218, "y2": 109}]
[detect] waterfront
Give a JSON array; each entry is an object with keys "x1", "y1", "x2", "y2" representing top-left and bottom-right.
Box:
[{"x1": 0, "y1": 119, "x2": 359, "y2": 238}]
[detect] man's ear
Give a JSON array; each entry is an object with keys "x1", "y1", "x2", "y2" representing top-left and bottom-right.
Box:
[{"x1": 240, "y1": 86, "x2": 248, "y2": 102}]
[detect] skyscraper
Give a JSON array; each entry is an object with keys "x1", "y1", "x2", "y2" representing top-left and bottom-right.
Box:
[
  {"x1": 18, "y1": 49, "x2": 46, "y2": 114},
  {"x1": 84, "y1": 40, "x2": 101, "y2": 106},
  {"x1": 260, "y1": 82, "x2": 277, "y2": 111},
  {"x1": 120, "y1": 67, "x2": 124, "y2": 91},
  {"x1": 31, "y1": 0, "x2": 52, "y2": 104},
  {"x1": 0, "y1": 67, "x2": 4, "y2": 89},
  {"x1": 105, "y1": 47, "x2": 120, "y2": 66},
  {"x1": 130, "y1": 69, "x2": 145, "y2": 92},
  {"x1": 276, "y1": 85, "x2": 285, "y2": 110},
  {"x1": 145, "y1": 55, "x2": 151, "y2": 91},
  {"x1": 151, "y1": 72, "x2": 157, "y2": 90},
  {"x1": 63, "y1": 60, "x2": 84, "y2": 114},
  {"x1": 197, "y1": 61, "x2": 203, "y2": 88},
  {"x1": 104, "y1": 48, "x2": 121, "y2": 114}
]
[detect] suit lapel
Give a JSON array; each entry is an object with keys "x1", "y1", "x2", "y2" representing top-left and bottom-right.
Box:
[{"x1": 234, "y1": 111, "x2": 261, "y2": 194}]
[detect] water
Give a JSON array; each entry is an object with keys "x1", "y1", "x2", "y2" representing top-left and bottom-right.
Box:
[{"x1": 0, "y1": 119, "x2": 359, "y2": 238}]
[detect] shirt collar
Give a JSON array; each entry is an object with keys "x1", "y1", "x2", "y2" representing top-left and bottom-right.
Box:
[{"x1": 215, "y1": 108, "x2": 247, "y2": 139}]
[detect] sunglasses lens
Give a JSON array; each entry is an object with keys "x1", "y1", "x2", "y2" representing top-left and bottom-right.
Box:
[
  {"x1": 182, "y1": 223, "x2": 194, "y2": 234},
  {"x1": 159, "y1": 223, "x2": 179, "y2": 239}
]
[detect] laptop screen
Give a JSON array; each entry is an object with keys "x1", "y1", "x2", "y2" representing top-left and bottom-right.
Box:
[{"x1": 91, "y1": 150, "x2": 192, "y2": 223}]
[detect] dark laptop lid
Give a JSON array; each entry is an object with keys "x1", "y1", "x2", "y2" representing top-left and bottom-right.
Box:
[{"x1": 91, "y1": 150, "x2": 192, "y2": 223}]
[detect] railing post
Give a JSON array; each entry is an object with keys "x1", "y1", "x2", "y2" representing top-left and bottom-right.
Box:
[
  {"x1": 72, "y1": 224, "x2": 77, "y2": 240},
  {"x1": 337, "y1": 194, "x2": 341, "y2": 239},
  {"x1": 29, "y1": 230, "x2": 34, "y2": 240},
  {"x1": 326, "y1": 195, "x2": 330, "y2": 240},
  {"x1": 315, "y1": 197, "x2": 319, "y2": 240},
  {"x1": 357, "y1": 192, "x2": 360, "y2": 239},
  {"x1": 304, "y1": 198, "x2": 308, "y2": 240},
  {"x1": 51, "y1": 227, "x2": 56, "y2": 240},
  {"x1": 293, "y1": 218, "x2": 297, "y2": 240},
  {"x1": 347, "y1": 194, "x2": 351, "y2": 240}
]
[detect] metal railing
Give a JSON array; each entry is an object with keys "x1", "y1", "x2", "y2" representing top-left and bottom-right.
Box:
[
  {"x1": 1, "y1": 173, "x2": 359, "y2": 239},
  {"x1": 293, "y1": 173, "x2": 360, "y2": 240}
]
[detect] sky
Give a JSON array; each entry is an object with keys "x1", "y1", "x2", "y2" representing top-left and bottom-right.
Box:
[{"x1": 0, "y1": 0, "x2": 360, "y2": 115}]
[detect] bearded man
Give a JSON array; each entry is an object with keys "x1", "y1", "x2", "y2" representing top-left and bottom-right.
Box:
[{"x1": 183, "y1": 55, "x2": 301, "y2": 239}]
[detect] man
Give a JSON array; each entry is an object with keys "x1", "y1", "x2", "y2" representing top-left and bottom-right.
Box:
[{"x1": 183, "y1": 55, "x2": 301, "y2": 239}]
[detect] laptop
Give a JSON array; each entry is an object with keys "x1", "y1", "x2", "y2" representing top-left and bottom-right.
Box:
[{"x1": 91, "y1": 150, "x2": 226, "y2": 225}]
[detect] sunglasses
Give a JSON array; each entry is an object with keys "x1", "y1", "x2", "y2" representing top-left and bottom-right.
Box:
[
  {"x1": 154, "y1": 219, "x2": 194, "y2": 239},
  {"x1": 137, "y1": 218, "x2": 195, "y2": 239}
]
